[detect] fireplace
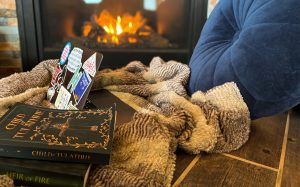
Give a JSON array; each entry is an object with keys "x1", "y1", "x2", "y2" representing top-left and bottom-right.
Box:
[{"x1": 16, "y1": 0, "x2": 207, "y2": 70}]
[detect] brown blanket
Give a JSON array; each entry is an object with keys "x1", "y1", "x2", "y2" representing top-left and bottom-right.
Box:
[{"x1": 0, "y1": 57, "x2": 250, "y2": 186}]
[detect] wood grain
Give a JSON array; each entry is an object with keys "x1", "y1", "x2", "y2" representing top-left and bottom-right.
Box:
[
  {"x1": 230, "y1": 113, "x2": 287, "y2": 168},
  {"x1": 172, "y1": 149, "x2": 197, "y2": 184},
  {"x1": 181, "y1": 154, "x2": 277, "y2": 187},
  {"x1": 282, "y1": 110, "x2": 300, "y2": 187}
]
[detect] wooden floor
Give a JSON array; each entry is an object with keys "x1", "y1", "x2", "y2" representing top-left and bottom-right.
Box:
[{"x1": 172, "y1": 109, "x2": 300, "y2": 187}]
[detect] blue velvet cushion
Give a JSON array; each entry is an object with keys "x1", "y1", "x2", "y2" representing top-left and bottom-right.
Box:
[{"x1": 188, "y1": 0, "x2": 300, "y2": 119}]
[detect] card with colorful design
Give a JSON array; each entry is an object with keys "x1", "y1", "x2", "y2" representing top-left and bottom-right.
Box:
[{"x1": 48, "y1": 42, "x2": 103, "y2": 110}]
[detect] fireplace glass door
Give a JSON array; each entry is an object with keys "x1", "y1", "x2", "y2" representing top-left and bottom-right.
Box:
[
  {"x1": 17, "y1": 0, "x2": 206, "y2": 69},
  {"x1": 41, "y1": 0, "x2": 188, "y2": 50}
]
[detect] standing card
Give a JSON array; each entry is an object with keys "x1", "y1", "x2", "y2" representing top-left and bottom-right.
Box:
[
  {"x1": 74, "y1": 71, "x2": 91, "y2": 104},
  {"x1": 48, "y1": 42, "x2": 103, "y2": 110}
]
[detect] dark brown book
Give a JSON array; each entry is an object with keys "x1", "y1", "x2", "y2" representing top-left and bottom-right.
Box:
[
  {"x1": 0, "y1": 103, "x2": 116, "y2": 164},
  {"x1": 0, "y1": 157, "x2": 91, "y2": 187}
]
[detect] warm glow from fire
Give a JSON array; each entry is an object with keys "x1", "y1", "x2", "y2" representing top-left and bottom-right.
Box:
[
  {"x1": 83, "y1": 22, "x2": 92, "y2": 37},
  {"x1": 128, "y1": 37, "x2": 137, "y2": 43},
  {"x1": 83, "y1": 10, "x2": 148, "y2": 45},
  {"x1": 111, "y1": 35, "x2": 119, "y2": 44},
  {"x1": 116, "y1": 16, "x2": 123, "y2": 35}
]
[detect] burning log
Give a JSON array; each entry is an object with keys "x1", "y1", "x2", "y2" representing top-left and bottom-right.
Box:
[{"x1": 78, "y1": 10, "x2": 175, "y2": 49}]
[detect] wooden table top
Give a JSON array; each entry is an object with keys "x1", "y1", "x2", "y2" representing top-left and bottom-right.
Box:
[{"x1": 173, "y1": 110, "x2": 300, "y2": 187}]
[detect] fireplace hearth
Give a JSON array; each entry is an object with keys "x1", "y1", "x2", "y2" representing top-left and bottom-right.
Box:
[{"x1": 16, "y1": 0, "x2": 208, "y2": 70}]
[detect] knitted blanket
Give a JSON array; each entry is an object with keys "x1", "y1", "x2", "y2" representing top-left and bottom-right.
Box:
[{"x1": 0, "y1": 57, "x2": 250, "y2": 187}]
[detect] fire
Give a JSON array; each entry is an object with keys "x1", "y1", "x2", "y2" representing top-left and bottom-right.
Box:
[
  {"x1": 116, "y1": 16, "x2": 123, "y2": 35},
  {"x1": 83, "y1": 22, "x2": 92, "y2": 37},
  {"x1": 83, "y1": 10, "x2": 148, "y2": 45}
]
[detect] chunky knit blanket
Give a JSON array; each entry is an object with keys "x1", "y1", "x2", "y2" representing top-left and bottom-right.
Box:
[{"x1": 0, "y1": 57, "x2": 250, "y2": 187}]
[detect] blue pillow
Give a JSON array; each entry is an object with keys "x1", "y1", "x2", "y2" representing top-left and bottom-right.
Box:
[{"x1": 188, "y1": 0, "x2": 300, "y2": 119}]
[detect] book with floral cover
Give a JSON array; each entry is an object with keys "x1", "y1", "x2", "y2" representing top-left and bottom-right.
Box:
[{"x1": 0, "y1": 103, "x2": 116, "y2": 164}]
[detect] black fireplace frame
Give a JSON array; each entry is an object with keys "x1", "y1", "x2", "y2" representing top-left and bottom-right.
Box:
[{"x1": 16, "y1": 0, "x2": 208, "y2": 71}]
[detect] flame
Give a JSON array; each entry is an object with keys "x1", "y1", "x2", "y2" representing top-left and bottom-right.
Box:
[
  {"x1": 128, "y1": 37, "x2": 137, "y2": 43},
  {"x1": 83, "y1": 22, "x2": 92, "y2": 37},
  {"x1": 116, "y1": 16, "x2": 123, "y2": 35},
  {"x1": 111, "y1": 35, "x2": 119, "y2": 45},
  {"x1": 83, "y1": 10, "x2": 147, "y2": 45}
]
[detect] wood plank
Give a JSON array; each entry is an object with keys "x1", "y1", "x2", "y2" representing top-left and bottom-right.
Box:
[
  {"x1": 275, "y1": 112, "x2": 290, "y2": 187},
  {"x1": 172, "y1": 149, "x2": 196, "y2": 184},
  {"x1": 282, "y1": 109, "x2": 300, "y2": 186},
  {"x1": 229, "y1": 113, "x2": 287, "y2": 169},
  {"x1": 180, "y1": 154, "x2": 277, "y2": 187}
]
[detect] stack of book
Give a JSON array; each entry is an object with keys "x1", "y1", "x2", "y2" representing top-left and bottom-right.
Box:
[
  {"x1": 0, "y1": 102, "x2": 116, "y2": 187},
  {"x1": 0, "y1": 42, "x2": 120, "y2": 186}
]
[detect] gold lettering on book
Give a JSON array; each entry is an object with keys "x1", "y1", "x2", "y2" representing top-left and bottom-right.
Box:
[
  {"x1": 23, "y1": 110, "x2": 44, "y2": 128},
  {"x1": 12, "y1": 127, "x2": 30, "y2": 138},
  {"x1": 5, "y1": 171, "x2": 50, "y2": 184},
  {"x1": 8, "y1": 110, "x2": 44, "y2": 139},
  {"x1": 32, "y1": 151, "x2": 54, "y2": 157},
  {"x1": 32, "y1": 150, "x2": 91, "y2": 160},
  {"x1": 5, "y1": 171, "x2": 24, "y2": 180},
  {"x1": 56, "y1": 152, "x2": 64, "y2": 157},
  {"x1": 34, "y1": 176, "x2": 50, "y2": 184},
  {"x1": 5, "y1": 113, "x2": 26, "y2": 130}
]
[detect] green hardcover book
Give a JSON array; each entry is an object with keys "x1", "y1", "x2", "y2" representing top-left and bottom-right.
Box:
[
  {"x1": 0, "y1": 103, "x2": 116, "y2": 164},
  {"x1": 0, "y1": 157, "x2": 91, "y2": 187}
]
